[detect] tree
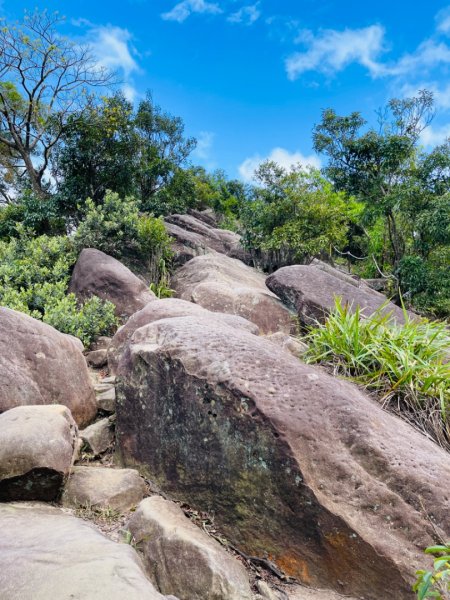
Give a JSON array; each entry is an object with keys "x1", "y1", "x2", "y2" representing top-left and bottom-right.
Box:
[
  {"x1": 240, "y1": 161, "x2": 361, "y2": 271},
  {"x1": 0, "y1": 10, "x2": 114, "y2": 198},
  {"x1": 312, "y1": 91, "x2": 434, "y2": 269}
]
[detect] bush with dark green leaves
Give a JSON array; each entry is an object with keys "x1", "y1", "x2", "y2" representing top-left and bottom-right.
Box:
[{"x1": 0, "y1": 230, "x2": 117, "y2": 346}]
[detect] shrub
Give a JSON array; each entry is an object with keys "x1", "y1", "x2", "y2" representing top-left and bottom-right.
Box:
[
  {"x1": 74, "y1": 191, "x2": 140, "y2": 258},
  {"x1": 414, "y1": 544, "x2": 450, "y2": 599},
  {"x1": 303, "y1": 298, "x2": 450, "y2": 449},
  {"x1": 0, "y1": 231, "x2": 117, "y2": 346},
  {"x1": 137, "y1": 214, "x2": 173, "y2": 290}
]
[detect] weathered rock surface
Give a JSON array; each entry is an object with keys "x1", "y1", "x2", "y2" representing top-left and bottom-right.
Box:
[
  {"x1": 171, "y1": 254, "x2": 293, "y2": 333},
  {"x1": 69, "y1": 248, "x2": 156, "y2": 319},
  {"x1": 165, "y1": 213, "x2": 248, "y2": 263},
  {"x1": 80, "y1": 417, "x2": 114, "y2": 455},
  {"x1": 0, "y1": 502, "x2": 175, "y2": 599},
  {"x1": 116, "y1": 315, "x2": 450, "y2": 600},
  {"x1": 165, "y1": 221, "x2": 214, "y2": 265},
  {"x1": 62, "y1": 466, "x2": 146, "y2": 513},
  {"x1": 108, "y1": 297, "x2": 259, "y2": 374},
  {"x1": 265, "y1": 332, "x2": 308, "y2": 358},
  {"x1": 266, "y1": 265, "x2": 407, "y2": 326},
  {"x1": 187, "y1": 208, "x2": 219, "y2": 227},
  {"x1": 86, "y1": 348, "x2": 108, "y2": 368},
  {"x1": 127, "y1": 496, "x2": 252, "y2": 600},
  {"x1": 94, "y1": 384, "x2": 116, "y2": 412},
  {"x1": 0, "y1": 405, "x2": 78, "y2": 501},
  {"x1": 0, "y1": 307, "x2": 96, "y2": 427}
]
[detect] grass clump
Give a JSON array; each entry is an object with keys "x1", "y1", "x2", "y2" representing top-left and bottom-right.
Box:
[{"x1": 303, "y1": 297, "x2": 450, "y2": 450}]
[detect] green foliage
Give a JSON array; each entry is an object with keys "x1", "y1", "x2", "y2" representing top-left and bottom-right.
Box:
[
  {"x1": 304, "y1": 297, "x2": 450, "y2": 449},
  {"x1": 74, "y1": 192, "x2": 140, "y2": 258},
  {"x1": 0, "y1": 192, "x2": 65, "y2": 239},
  {"x1": 414, "y1": 544, "x2": 450, "y2": 599},
  {"x1": 137, "y1": 214, "x2": 174, "y2": 289},
  {"x1": 240, "y1": 162, "x2": 362, "y2": 270},
  {"x1": 0, "y1": 231, "x2": 117, "y2": 345}
]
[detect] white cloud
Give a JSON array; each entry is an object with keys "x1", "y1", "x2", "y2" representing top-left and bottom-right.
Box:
[
  {"x1": 420, "y1": 123, "x2": 450, "y2": 146},
  {"x1": 285, "y1": 25, "x2": 387, "y2": 80},
  {"x1": 162, "y1": 0, "x2": 222, "y2": 23},
  {"x1": 389, "y1": 39, "x2": 450, "y2": 77},
  {"x1": 436, "y1": 7, "x2": 450, "y2": 34},
  {"x1": 193, "y1": 131, "x2": 215, "y2": 160},
  {"x1": 88, "y1": 25, "x2": 139, "y2": 77},
  {"x1": 400, "y1": 81, "x2": 450, "y2": 110},
  {"x1": 228, "y1": 3, "x2": 261, "y2": 25},
  {"x1": 239, "y1": 147, "x2": 321, "y2": 182}
]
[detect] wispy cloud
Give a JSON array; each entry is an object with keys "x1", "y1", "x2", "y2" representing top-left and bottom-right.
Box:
[
  {"x1": 162, "y1": 0, "x2": 222, "y2": 23},
  {"x1": 436, "y1": 6, "x2": 450, "y2": 34},
  {"x1": 193, "y1": 131, "x2": 215, "y2": 160},
  {"x1": 420, "y1": 123, "x2": 450, "y2": 146},
  {"x1": 285, "y1": 25, "x2": 387, "y2": 80},
  {"x1": 239, "y1": 147, "x2": 321, "y2": 182},
  {"x1": 228, "y1": 3, "x2": 261, "y2": 26}
]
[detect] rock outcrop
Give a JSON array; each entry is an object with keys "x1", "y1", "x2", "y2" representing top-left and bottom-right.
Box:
[
  {"x1": 62, "y1": 466, "x2": 146, "y2": 513},
  {"x1": 108, "y1": 298, "x2": 259, "y2": 374},
  {"x1": 116, "y1": 315, "x2": 450, "y2": 600},
  {"x1": 0, "y1": 502, "x2": 176, "y2": 600},
  {"x1": 0, "y1": 405, "x2": 78, "y2": 501},
  {"x1": 171, "y1": 254, "x2": 293, "y2": 334},
  {"x1": 266, "y1": 265, "x2": 407, "y2": 326},
  {"x1": 69, "y1": 248, "x2": 156, "y2": 319},
  {"x1": 0, "y1": 307, "x2": 96, "y2": 427},
  {"x1": 80, "y1": 417, "x2": 114, "y2": 455},
  {"x1": 165, "y1": 213, "x2": 248, "y2": 263},
  {"x1": 127, "y1": 496, "x2": 252, "y2": 600}
]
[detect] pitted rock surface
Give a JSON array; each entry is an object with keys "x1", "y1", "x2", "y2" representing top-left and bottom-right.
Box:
[
  {"x1": 266, "y1": 265, "x2": 407, "y2": 326},
  {"x1": 116, "y1": 315, "x2": 450, "y2": 600},
  {"x1": 69, "y1": 248, "x2": 156, "y2": 319},
  {"x1": 108, "y1": 297, "x2": 259, "y2": 374},
  {"x1": 0, "y1": 502, "x2": 177, "y2": 600},
  {"x1": 171, "y1": 254, "x2": 293, "y2": 333},
  {"x1": 0, "y1": 405, "x2": 78, "y2": 501},
  {"x1": 0, "y1": 307, "x2": 96, "y2": 427},
  {"x1": 127, "y1": 496, "x2": 252, "y2": 600}
]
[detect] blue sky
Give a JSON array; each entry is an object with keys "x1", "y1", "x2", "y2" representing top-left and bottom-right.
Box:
[{"x1": 3, "y1": 0, "x2": 450, "y2": 180}]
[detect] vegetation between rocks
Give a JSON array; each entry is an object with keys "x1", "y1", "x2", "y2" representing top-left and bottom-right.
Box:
[{"x1": 304, "y1": 298, "x2": 450, "y2": 449}]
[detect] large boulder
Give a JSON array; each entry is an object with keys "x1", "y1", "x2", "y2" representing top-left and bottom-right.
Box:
[
  {"x1": 0, "y1": 405, "x2": 78, "y2": 501},
  {"x1": 116, "y1": 315, "x2": 450, "y2": 600},
  {"x1": 0, "y1": 307, "x2": 96, "y2": 427},
  {"x1": 165, "y1": 214, "x2": 249, "y2": 263},
  {"x1": 266, "y1": 265, "x2": 407, "y2": 326},
  {"x1": 127, "y1": 496, "x2": 252, "y2": 600},
  {"x1": 0, "y1": 502, "x2": 176, "y2": 600},
  {"x1": 62, "y1": 466, "x2": 146, "y2": 513},
  {"x1": 108, "y1": 298, "x2": 259, "y2": 374},
  {"x1": 164, "y1": 221, "x2": 214, "y2": 265},
  {"x1": 171, "y1": 254, "x2": 293, "y2": 334},
  {"x1": 69, "y1": 248, "x2": 156, "y2": 319}
]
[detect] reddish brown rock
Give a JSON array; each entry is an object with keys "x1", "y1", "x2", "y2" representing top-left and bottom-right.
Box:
[
  {"x1": 69, "y1": 248, "x2": 156, "y2": 319},
  {"x1": 164, "y1": 221, "x2": 213, "y2": 265},
  {"x1": 171, "y1": 254, "x2": 293, "y2": 334},
  {"x1": 266, "y1": 265, "x2": 408, "y2": 326},
  {"x1": 116, "y1": 315, "x2": 449, "y2": 600},
  {"x1": 108, "y1": 297, "x2": 259, "y2": 374},
  {"x1": 0, "y1": 308, "x2": 96, "y2": 427}
]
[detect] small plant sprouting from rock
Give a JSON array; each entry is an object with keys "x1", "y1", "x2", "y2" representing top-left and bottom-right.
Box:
[{"x1": 413, "y1": 544, "x2": 450, "y2": 599}]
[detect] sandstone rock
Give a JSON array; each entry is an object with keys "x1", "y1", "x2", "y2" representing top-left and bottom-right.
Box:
[
  {"x1": 165, "y1": 221, "x2": 213, "y2": 265},
  {"x1": 165, "y1": 213, "x2": 248, "y2": 262},
  {"x1": 265, "y1": 332, "x2": 308, "y2": 358},
  {"x1": 95, "y1": 385, "x2": 116, "y2": 413},
  {"x1": 0, "y1": 307, "x2": 96, "y2": 427},
  {"x1": 0, "y1": 405, "x2": 78, "y2": 501},
  {"x1": 108, "y1": 298, "x2": 259, "y2": 374},
  {"x1": 256, "y1": 581, "x2": 283, "y2": 600},
  {"x1": 171, "y1": 254, "x2": 293, "y2": 333},
  {"x1": 90, "y1": 335, "x2": 113, "y2": 351},
  {"x1": 69, "y1": 248, "x2": 156, "y2": 319},
  {"x1": 62, "y1": 466, "x2": 146, "y2": 513},
  {"x1": 187, "y1": 208, "x2": 219, "y2": 227},
  {"x1": 127, "y1": 496, "x2": 252, "y2": 600},
  {"x1": 116, "y1": 315, "x2": 450, "y2": 600},
  {"x1": 309, "y1": 258, "x2": 361, "y2": 287},
  {"x1": 86, "y1": 348, "x2": 108, "y2": 368},
  {"x1": 0, "y1": 502, "x2": 175, "y2": 600},
  {"x1": 80, "y1": 417, "x2": 114, "y2": 455},
  {"x1": 266, "y1": 265, "x2": 408, "y2": 326}
]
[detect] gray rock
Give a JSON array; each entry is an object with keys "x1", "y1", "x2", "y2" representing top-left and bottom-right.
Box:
[
  {"x1": 127, "y1": 496, "x2": 252, "y2": 600},
  {"x1": 0, "y1": 405, "x2": 78, "y2": 501},
  {"x1": 265, "y1": 332, "x2": 308, "y2": 358},
  {"x1": 0, "y1": 502, "x2": 175, "y2": 599},
  {"x1": 62, "y1": 466, "x2": 146, "y2": 513},
  {"x1": 0, "y1": 307, "x2": 96, "y2": 427},
  {"x1": 95, "y1": 386, "x2": 116, "y2": 413},
  {"x1": 80, "y1": 417, "x2": 114, "y2": 455},
  {"x1": 86, "y1": 349, "x2": 108, "y2": 368}
]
